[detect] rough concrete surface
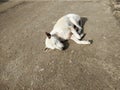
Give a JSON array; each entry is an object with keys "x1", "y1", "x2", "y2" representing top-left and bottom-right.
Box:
[{"x1": 0, "y1": 0, "x2": 120, "y2": 90}]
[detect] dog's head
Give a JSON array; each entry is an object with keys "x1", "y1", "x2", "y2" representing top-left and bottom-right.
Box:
[{"x1": 45, "y1": 32, "x2": 64, "y2": 50}]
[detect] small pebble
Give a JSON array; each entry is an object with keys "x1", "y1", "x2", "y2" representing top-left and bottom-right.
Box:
[
  {"x1": 39, "y1": 68, "x2": 44, "y2": 72},
  {"x1": 103, "y1": 36, "x2": 106, "y2": 39},
  {"x1": 71, "y1": 50, "x2": 74, "y2": 54}
]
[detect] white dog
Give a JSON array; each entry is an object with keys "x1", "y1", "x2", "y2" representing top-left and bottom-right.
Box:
[{"x1": 45, "y1": 14, "x2": 91, "y2": 50}]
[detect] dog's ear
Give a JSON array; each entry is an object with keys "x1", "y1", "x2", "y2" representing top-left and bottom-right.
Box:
[{"x1": 45, "y1": 32, "x2": 51, "y2": 39}]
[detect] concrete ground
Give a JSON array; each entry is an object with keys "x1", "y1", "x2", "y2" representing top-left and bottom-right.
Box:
[
  {"x1": 111, "y1": 0, "x2": 120, "y2": 23},
  {"x1": 0, "y1": 0, "x2": 120, "y2": 90},
  {"x1": 0, "y1": 1, "x2": 23, "y2": 13}
]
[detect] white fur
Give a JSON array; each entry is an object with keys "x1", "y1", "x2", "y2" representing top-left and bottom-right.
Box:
[{"x1": 45, "y1": 14, "x2": 91, "y2": 50}]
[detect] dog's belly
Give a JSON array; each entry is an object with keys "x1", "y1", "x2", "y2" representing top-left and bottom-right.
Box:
[{"x1": 56, "y1": 30, "x2": 72, "y2": 40}]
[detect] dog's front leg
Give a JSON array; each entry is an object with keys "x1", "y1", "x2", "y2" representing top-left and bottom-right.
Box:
[{"x1": 70, "y1": 35, "x2": 91, "y2": 44}]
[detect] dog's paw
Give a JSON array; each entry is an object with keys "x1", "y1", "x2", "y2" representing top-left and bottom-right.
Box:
[
  {"x1": 88, "y1": 40, "x2": 93, "y2": 44},
  {"x1": 83, "y1": 40, "x2": 92, "y2": 44},
  {"x1": 85, "y1": 41, "x2": 91, "y2": 44}
]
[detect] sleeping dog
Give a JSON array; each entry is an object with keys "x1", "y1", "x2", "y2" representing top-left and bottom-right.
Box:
[{"x1": 45, "y1": 14, "x2": 91, "y2": 50}]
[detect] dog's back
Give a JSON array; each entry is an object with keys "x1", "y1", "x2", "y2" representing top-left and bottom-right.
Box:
[
  {"x1": 53, "y1": 15, "x2": 72, "y2": 31},
  {"x1": 50, "y1": 15, "x2": 71, "y2": 39},
  {"x1": 50, "y1": 14, "x2": 81, "y2": 40}
]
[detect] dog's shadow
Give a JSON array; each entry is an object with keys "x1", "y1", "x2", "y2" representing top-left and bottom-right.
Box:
[
  {"x1": 61, "y1": 40, "x2": 69, "y2": 50},
  {"x1": 62, "y1": 17, "x2": 88, "y2": 50}
]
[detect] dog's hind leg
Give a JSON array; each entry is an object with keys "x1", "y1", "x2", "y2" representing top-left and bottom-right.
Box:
[
  {"x1": 69, "y1": 16, "x2": 82, "y2": 31},
  {"x1": 71, "y1": 35, "x2": 91, "y2": 44}
]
